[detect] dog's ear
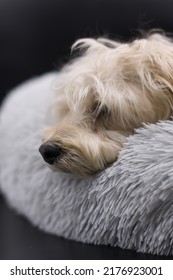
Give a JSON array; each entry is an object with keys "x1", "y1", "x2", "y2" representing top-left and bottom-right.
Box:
[
  {"x1": 111, "y1": 34, "x2": 173, "y2": 126},
  {"x1": 129, "y1": 34, "x2": 173, "y2": 119},
  {"x1": 132, "y1": 34, "x2": 173, "y2": 94}
]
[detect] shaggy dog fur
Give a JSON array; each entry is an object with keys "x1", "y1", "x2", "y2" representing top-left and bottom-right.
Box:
[{"x1": 39, "y1": 33, "x2": 173, "y2": 177}]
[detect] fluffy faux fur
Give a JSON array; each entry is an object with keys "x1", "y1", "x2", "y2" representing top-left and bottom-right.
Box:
[
  {"x1": 0, "y1": 73, "x2": 173, "y2": 256},
  {"x1": 39, "y1": 33, "x2": 173, "y2": 177}
]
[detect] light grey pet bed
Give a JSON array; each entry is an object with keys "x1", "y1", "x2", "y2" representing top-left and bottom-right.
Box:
[{"x1": 0, "y1": 73, "x2": 173, "y2": 256}]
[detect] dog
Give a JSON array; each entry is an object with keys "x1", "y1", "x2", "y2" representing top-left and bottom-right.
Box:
[{"x1": 39, "y1": 32, "x2": 173, "y2": 177}]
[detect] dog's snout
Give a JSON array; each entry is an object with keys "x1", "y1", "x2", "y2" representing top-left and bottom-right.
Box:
[{"x1": 39, "y1": 142, "x2": 61, "y2": 164}]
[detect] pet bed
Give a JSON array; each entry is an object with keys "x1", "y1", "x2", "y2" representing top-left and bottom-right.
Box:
[{"x1": 0, "y1": 72, "x2": 173, "y2": 256}]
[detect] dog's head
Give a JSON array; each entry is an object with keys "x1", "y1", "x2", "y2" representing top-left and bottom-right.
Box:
[{"x1": 39, "y1": 33, "x2": 173, "y2": 177}]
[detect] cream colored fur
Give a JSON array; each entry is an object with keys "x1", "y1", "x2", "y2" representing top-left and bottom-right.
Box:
[{"x1": 41, "y1": 33, "x2": 173, "y2": 177}]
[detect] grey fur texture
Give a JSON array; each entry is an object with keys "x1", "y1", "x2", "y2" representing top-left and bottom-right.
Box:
[{"x1": 0, "y1": 73, "x2": 173, "y2": 255}]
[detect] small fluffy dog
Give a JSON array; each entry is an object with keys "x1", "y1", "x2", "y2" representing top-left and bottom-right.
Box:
[{"x1": 39, "y1": 33, "x2": 173, "y2": 177}]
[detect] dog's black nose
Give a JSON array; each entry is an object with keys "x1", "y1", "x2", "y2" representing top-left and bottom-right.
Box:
[{"x1": 39, "y1": 142, "x2": 61, "y2": 164}]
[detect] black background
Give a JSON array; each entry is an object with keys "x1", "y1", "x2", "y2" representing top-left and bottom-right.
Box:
[{"x1": 0, "y1": 0, "x2": 173, "y2": 259}]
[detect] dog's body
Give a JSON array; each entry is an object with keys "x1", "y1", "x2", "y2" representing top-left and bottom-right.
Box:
[{"x1": 39, "y1": 33, "x2": 173, "y2": 177}]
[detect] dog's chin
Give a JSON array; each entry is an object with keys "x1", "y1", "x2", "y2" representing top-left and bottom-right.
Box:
[
  {"x1": 50, "y1": 162, "x2": 98, "y2": 178},
  {"x1": 44, "y1": 154, "x2": 106, "y2": 178},
  {"x1": 49, "y1": 165, "x2": 98, "y2": 178}
]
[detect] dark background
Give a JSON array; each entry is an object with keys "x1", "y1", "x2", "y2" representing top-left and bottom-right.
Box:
[{"x1": 0, "y1": 0, "x2": 173, "y2": 259}]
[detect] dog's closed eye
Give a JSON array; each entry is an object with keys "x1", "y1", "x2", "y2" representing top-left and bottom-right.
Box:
[{"x1": 92, "y1": 102, "x2": 110, "y2": 119}]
